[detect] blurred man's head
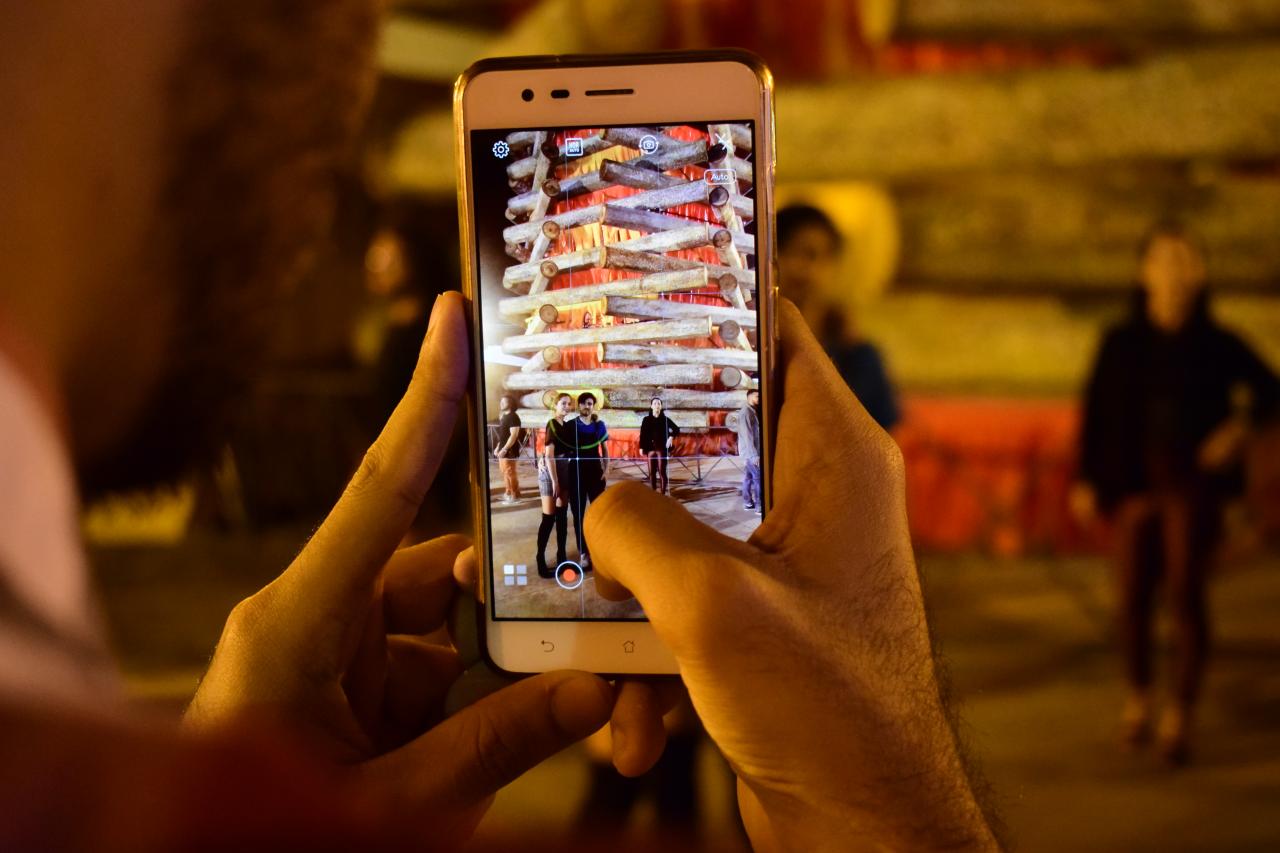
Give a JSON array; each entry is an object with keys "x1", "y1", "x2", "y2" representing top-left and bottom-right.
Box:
[
  {"x1": 364, "y1": 230, "x2": 409, "y2": 298},
  {"x1": 577, "y1": 392, "x2": 597, "y2": 419},
  {"x1": 777, "y1": 204, "x2": 842, "y2": 312},
  {"x1": 1139, "y1": 222, "x2": 1206, "y2": 333},
  {"x1": 499, "y1": 395, "x2": 512, "y2": 413},
  {"x1": 0, "y1": 2, "x2": 381, "y2": 498},
  {"x1": 746, "y1": 389, "x2": 760, "y2": 408}
]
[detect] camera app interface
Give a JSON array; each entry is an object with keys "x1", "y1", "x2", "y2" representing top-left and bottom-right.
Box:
[{"x1": 472, "y1": 121, "x2": 762, "y2": 620}]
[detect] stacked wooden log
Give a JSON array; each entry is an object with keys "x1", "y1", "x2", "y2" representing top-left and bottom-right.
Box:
[{"x1": 493, "y1": 125, "x2": 758, "y2": 433}]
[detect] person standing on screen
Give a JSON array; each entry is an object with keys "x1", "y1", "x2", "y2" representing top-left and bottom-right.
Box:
[
  {"x1": 1074, "y1": 221, "x2": 1280, "y2": 764},
  {"x1": 735, "y1": 388, "x2": 763, "y2": 512},
  {"x1": 777, "y1": 204, "x2": 900, "y2": 431},
  {"x1": 639, "y1": 396, "x2": 680, "y2": 495},
  {"x1": 537, "y1": 393, "x2": 574, "y2": 578},
  {"x1": 493, "y1": 394, "x2": 524, "y2": 504},
  {"x1": 567, "y1": 392, "x2": 609, "y2": 568}
]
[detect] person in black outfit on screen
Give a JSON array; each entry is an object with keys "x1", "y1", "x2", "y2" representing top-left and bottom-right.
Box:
[
  {"x1": 564, "y1": 392, "x2": 609, "y2": 569},
  {"x1": 1073, "y1": 221, "x2": 1280, "y2": 765},
  {"x1": 639, "y1": 396, "x2": 680, "y2": 495}
]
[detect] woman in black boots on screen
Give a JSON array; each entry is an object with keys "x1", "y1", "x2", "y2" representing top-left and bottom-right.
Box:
[{"x1": 535, "y1": 393, "x2": 573, "y2": 578}]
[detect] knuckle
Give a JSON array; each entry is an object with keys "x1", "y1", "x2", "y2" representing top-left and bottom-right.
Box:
[
  {"x1": 222, "y1": 593, "x2": 265, "y2": 640},
  {"x1": 215, "y1": 589, "x2": 277, "y2": 658},
  {"x1": 469, "y1": 713, "x2": 527, "y2": 791},
  {"x1": 348, "y1": 442, "x2": 422, "y2": 514},
  {"x1": 349, "y1": 443, "x2": 387, "y2": 498},
  {"x1": 877, "y1": 431, "x2": 906, "y2": 481}
]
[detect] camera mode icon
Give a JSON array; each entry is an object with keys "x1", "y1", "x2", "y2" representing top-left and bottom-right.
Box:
[
  {"x1": 564, "y1": 137, "x2": 584, "y2": 157},
  {"x1": 638, "y1": 134, "x2": 659, "y2": 155}
]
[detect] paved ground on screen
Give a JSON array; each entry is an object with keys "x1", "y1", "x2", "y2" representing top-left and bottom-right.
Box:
[
  {"x1": 487, "y1": 458, "x2": 760, "y2": 619},
  {"x1": 97, "y1": 537, "x2": 1280, "y2": 851}
]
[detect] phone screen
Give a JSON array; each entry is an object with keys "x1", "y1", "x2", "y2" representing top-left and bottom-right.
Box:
[{"x1": 470, "y1": 121, "x2": 763, "y2": 621}]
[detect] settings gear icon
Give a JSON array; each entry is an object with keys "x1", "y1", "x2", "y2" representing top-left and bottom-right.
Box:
[{"x1": 492, "y1": 140, "x2": 511, "y2": 159}]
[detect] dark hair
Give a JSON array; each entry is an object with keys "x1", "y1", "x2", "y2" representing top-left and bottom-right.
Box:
[
  {"x1": 746, "y1": 387, "x2": 760, "y2": 398},
  {"x1": 555, "y1": 392, "x2": 572, "y2": 404},
  {"x1": 1138, "y1": 219, "x2": 1205, "y2": 263},
  {"x1": 777, "y1": 204, "x2": 842, "y2": 253},
  {"x1": 651, "y1": 396, "x2": 663, "y2": 404},
  {"x1": 577, "y1": 391, "x2": 597, "y2": 405}
]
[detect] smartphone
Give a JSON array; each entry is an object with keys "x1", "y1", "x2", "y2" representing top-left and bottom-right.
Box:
[{"x1": 455, "y1": 51, "x2": 776, "y2": 674}]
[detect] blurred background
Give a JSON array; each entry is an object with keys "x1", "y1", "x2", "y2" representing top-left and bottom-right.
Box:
[{"x1": 89, "y1": 2, "x2": 1280, "y2": 850}]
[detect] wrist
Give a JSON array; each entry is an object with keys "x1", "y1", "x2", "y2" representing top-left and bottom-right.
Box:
[
  {"x1": 742, "y1": 655, "x2": 1001, "y2": 853},
  {"x1": 755, "y1": 766, "x2": 999, "y2": 853}
]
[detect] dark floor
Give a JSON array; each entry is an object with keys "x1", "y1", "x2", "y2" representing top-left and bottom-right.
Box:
[{"x1": 92, "y1": 535, "x2": 1280, "y2": 851}]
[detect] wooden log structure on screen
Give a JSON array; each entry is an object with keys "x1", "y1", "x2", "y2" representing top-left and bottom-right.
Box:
[
  {"x1": 514, "y1": 409, "x2": 710, "y2": 430},
  {"x1": 493, "y1": 124, "x2": 760, "y2": 440},
  {"x1": 504, "y1": 364, "x2": 715, "y2": 390},
  {"x1": 517, "y1": 389, "x2": 747, "y2": 411}
]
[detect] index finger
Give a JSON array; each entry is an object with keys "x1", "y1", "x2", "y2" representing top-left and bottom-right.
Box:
[{"x1": 283, "y1": 291, "x2": 471, "y2": 609}]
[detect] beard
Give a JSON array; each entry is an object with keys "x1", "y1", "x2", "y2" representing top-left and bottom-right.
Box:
[{"x1": 77, "y1": 1, "x2": 380, "y2": 499}]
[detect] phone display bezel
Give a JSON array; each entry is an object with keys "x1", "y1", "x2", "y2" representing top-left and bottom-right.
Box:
[{"x1": 455, "y1": 51, "x2": 776, "y2": 674}]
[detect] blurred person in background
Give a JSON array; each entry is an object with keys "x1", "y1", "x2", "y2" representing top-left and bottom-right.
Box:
[
  {"x1": 1073, "y1": 221, "x2": 1280, "y2": 764},
  {"x1": 358, "y1": 198, "x2": 446, "y2": 426},
  {"x1": 358, "y1": 197, "x2": 470, "y2": 538},
  {"x1": 777, "y1": 204, "x2": 900, "y2": 432}
]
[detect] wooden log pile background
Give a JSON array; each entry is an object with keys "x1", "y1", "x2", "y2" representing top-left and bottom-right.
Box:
[{"x1": 492, "y1": 124, "x2": 758, "y2": 455}]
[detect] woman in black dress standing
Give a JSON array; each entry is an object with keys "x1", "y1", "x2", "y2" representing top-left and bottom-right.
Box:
[{"x1": 639, "y1": 396, "x2": 680, "y2": 495}]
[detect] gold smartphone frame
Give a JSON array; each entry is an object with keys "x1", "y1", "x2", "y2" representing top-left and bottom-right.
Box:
[{"x1": 454, "y1": 50, "x2": 776, "y2": 674}]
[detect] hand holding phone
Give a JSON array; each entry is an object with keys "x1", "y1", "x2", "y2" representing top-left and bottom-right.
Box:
[
  {"x1": 586, "y1": 302, "x2": 1001, "y2": 852},
  {"x1": 457, "y1": 52, "x2": 777, "y2": 674},
  {"x1": 186, "y1": 294, "x2": 650, "y2": 845}
]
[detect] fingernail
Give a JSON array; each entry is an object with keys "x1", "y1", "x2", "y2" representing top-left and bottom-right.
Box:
[
  {"x1": 550, "y1": 673, "x2": 612, "y2": 738},
  {"x1": 426, "y1": 293, "x2": 444, "y2": 334}
]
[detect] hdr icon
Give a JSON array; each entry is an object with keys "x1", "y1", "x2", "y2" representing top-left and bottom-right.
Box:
[{"x1": 503, "y1": 564, "x2": 528, "y2": 586}]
